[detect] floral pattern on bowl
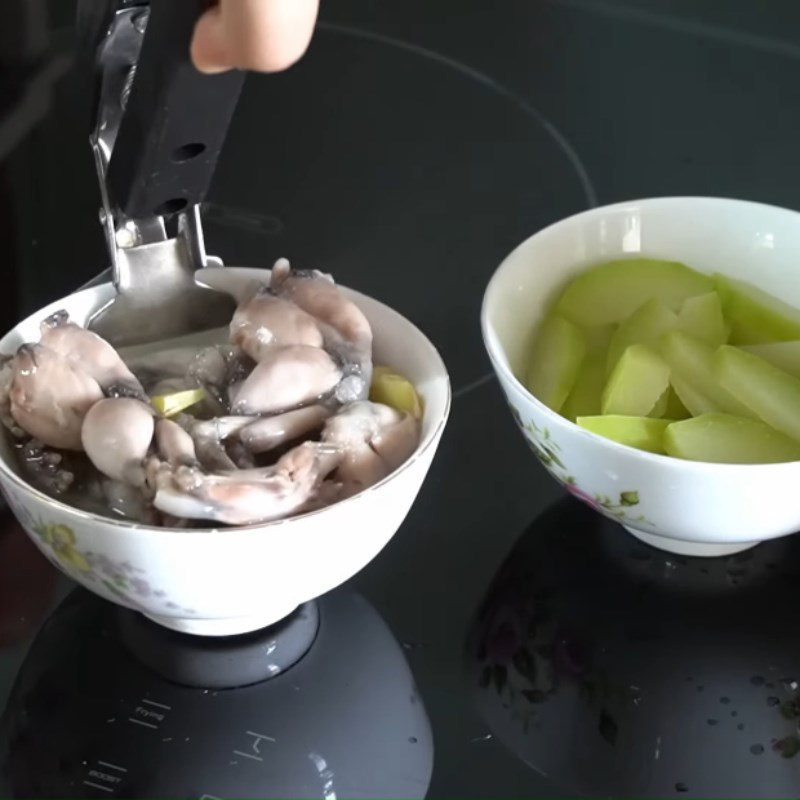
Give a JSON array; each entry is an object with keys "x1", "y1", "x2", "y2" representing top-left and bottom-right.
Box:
[
  {"x1": 507, "y1": 403, "x2": 651, "y2": 528},
  {"x1": 28, "y1": 519, "x2": 197, "y2": 613},
  {"x1": 0, "y1": 485, "x2": 195, "y2": 615},
  {"x1": 34, "y1": 522, "x2": 91, "y2": 573}
]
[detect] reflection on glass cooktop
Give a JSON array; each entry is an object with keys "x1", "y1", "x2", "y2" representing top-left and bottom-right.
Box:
[
  {"x1": 1, "y1": 586, "x2": 433, "y2": 799},
  {"x1": 467, "y1": 497, "x2": 800, "y2": 799}
]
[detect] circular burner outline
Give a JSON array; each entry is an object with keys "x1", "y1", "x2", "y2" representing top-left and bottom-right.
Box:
[{"x1": 317, "y1": 20, "x2": 598, "y2": 208}]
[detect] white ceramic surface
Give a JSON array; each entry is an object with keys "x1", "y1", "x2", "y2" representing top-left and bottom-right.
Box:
[
  {"x1": 0, "y1": 267, "x2": 450, "y2": 635},
  {"x1": 481, "y1": 197, "x2": 800, "y2": 557}
]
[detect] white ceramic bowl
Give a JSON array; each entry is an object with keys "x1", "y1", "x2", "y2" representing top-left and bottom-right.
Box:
[
  {"x1": 0, "y1": 267, "x2": 450, "y2": 635},
  {"x1": 482, "y1": 197, "x2": 800, "y2": 557}
]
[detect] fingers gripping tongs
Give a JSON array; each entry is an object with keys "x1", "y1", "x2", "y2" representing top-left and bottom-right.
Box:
[{"x1": 80, "y1": 0, "x2": 244, "y2": 346}]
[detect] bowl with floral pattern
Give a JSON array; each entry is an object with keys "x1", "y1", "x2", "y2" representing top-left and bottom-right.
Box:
[
  {"x1": 481, "y1": 197, "x2": 800, "y2": 557},
  {"x1": 0, "y1": 267, "x2": 450, "y2": 635}
]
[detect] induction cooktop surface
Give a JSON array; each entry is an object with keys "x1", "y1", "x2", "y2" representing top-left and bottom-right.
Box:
[{"x1": 3, "y1": 1, "x2": 800, "y2": 797}]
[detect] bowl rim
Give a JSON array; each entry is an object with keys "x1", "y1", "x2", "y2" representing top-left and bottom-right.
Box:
[
  {"x1": 0, "y1": 275, "x2": 452, "y2": 536},
  {"x1": 481, "y1": 195, "x2": 800, "y2": 472}
]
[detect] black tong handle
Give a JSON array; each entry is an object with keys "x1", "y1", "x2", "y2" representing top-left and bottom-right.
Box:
[{"x1": 106, "y1": 0, "x2": 245, "y2": 220}]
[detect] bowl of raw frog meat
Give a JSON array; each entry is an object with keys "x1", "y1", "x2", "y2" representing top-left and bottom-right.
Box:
[
  {"x1": 482, "y1": 197, "x2": 800, "y2": 557},
  {"x1": 0, "y1": 260, "x2": 450, "y2": 635}
]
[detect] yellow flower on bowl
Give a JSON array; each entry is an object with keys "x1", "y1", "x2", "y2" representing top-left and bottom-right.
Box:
[{"x1": 35, "y1": 523, "x2": 91, "y2": 572}]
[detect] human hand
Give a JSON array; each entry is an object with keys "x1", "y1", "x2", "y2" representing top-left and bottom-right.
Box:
[{"x1": 191, "y1": 0, "x2": 320, "y2": 74}]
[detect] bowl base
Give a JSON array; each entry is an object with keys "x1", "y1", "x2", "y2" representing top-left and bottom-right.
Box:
[
  {"x1": 144, "y1": 604, "x2": 300, "y2": 637},
  {"x1": 122, "y1": 602, "x2": 319, "y2": 687},
  {"x1": 623, "y1": 525, "x2": 759, "y2": 558}
]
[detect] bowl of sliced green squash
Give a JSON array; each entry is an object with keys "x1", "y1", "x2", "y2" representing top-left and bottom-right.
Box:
[{"x1": 482, "y1": 197, "x2": 800, "y2": 556}]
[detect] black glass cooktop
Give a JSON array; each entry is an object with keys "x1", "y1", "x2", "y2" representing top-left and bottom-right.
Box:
[{"x1": 3, "y1": 1, "x2": 800, "y2": 797}]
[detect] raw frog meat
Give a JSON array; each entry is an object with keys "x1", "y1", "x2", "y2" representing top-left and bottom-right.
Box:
[{"x1": 0, "y1": 260, "x2": 423, "y2": 526}]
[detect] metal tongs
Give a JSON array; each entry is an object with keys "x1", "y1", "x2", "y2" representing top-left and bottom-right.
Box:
[{"x1": 80, "y1": 0, "x2": 244, "y2": 347}]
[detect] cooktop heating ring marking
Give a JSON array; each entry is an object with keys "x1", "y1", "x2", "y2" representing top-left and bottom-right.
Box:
[{"x1": 318, "y1": 20, "x2": 598, "y2": 208}]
